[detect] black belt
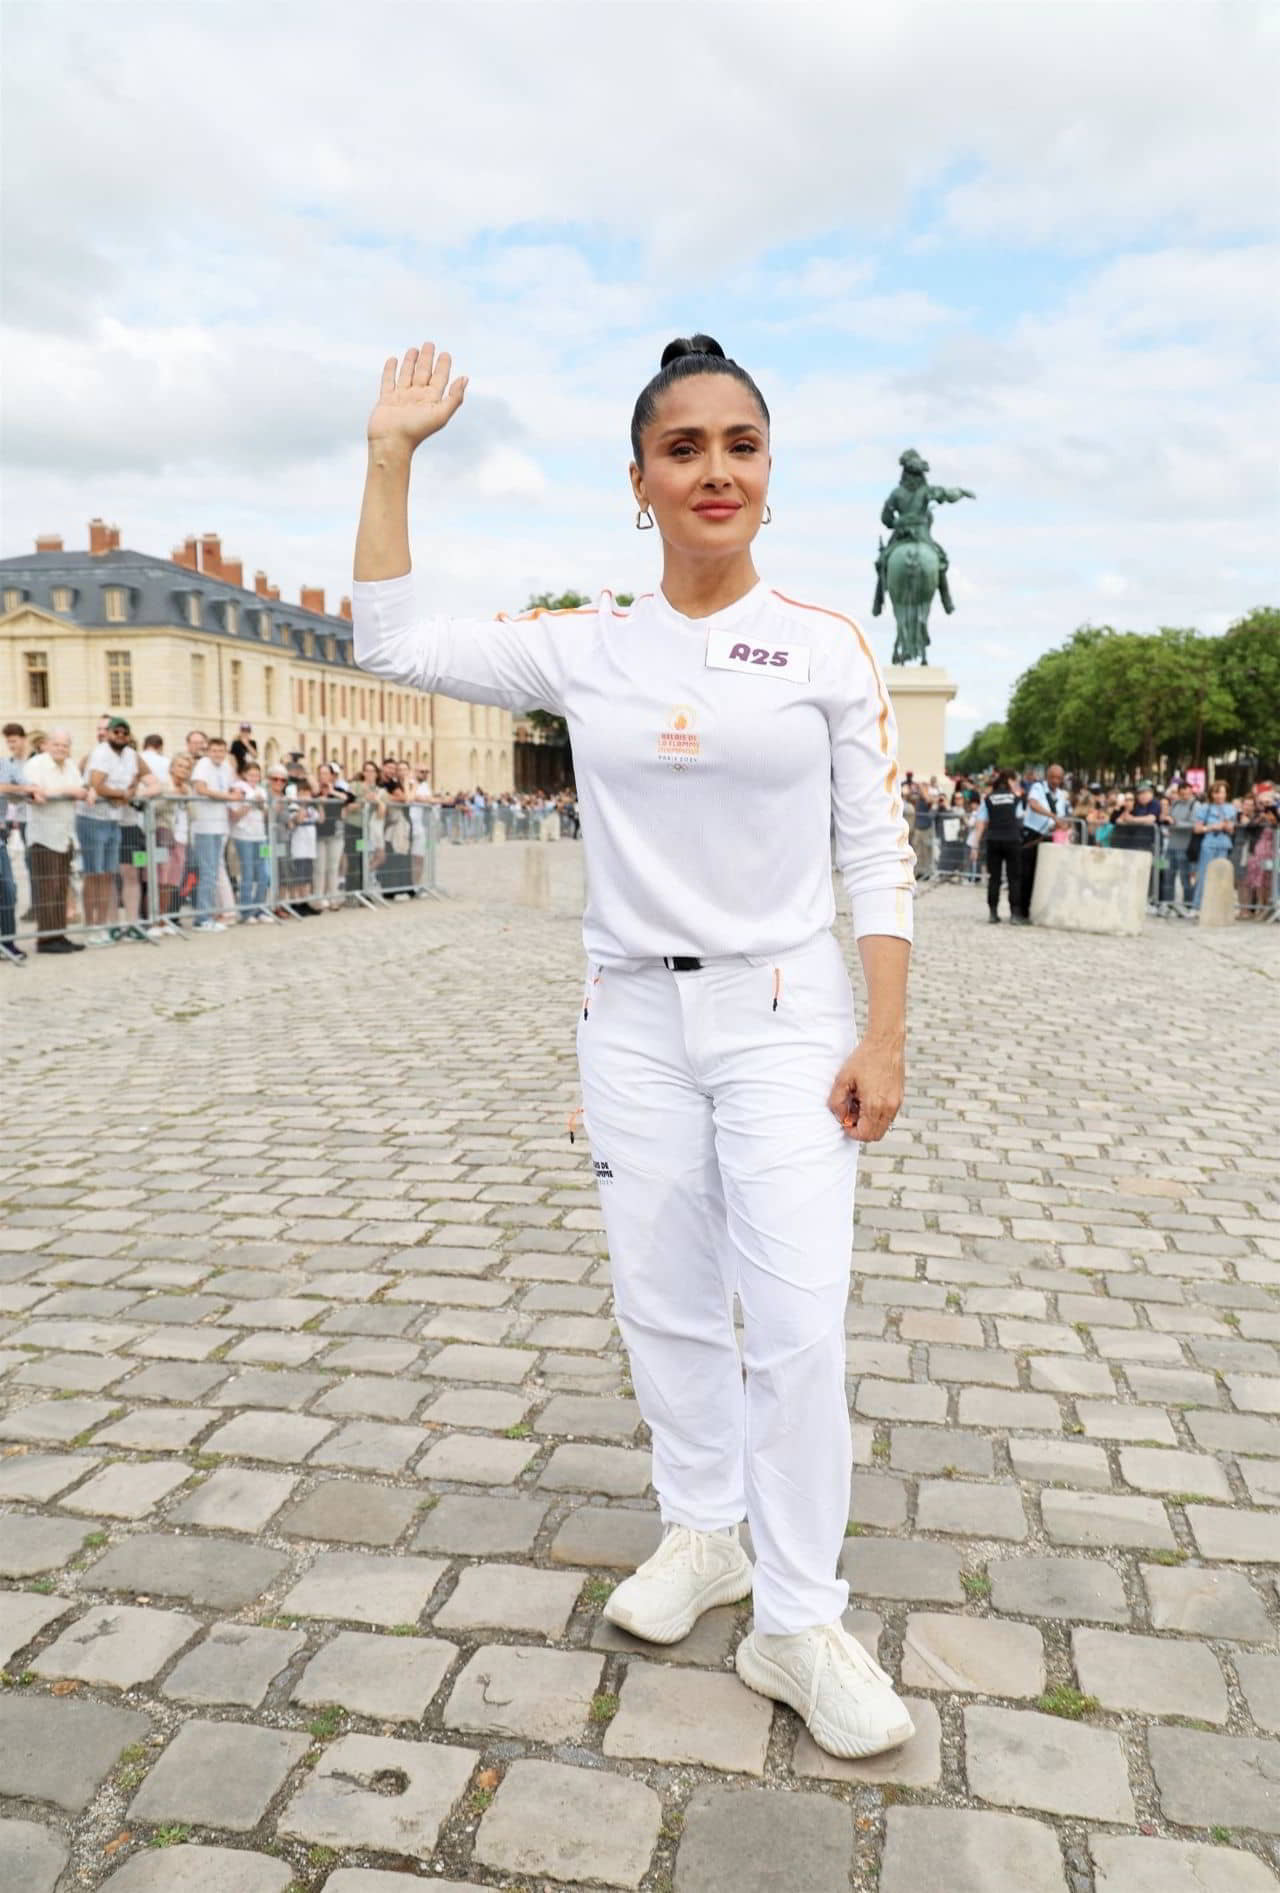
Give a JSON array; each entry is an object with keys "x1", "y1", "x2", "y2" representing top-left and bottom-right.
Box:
[{"x1": 663, "y1": 955, "x2": 703, "y2": 971}]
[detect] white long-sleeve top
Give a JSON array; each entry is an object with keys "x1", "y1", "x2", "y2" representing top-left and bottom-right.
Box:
[{"x1": 352, "y1": 574, "x2": 914, "y2": 966}]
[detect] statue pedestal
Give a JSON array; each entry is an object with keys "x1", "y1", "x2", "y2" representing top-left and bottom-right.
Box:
[{"x1": 886, "y1": 667, "x2": 956, "y2": 785}]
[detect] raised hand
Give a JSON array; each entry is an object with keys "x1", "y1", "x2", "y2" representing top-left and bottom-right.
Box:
[{"x1": 367, "y1": 343, "x2": 467, "y2": 452}]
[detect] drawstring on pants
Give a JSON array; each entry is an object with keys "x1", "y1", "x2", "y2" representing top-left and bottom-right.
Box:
[
  {"x1": 772, "y1": 967, "x2": 782, "y2": 1013},
  {"x1": 567, "y1": 1106, "x2": 585, "y2": 1145}
]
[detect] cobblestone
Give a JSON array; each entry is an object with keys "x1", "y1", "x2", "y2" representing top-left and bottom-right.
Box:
[{"x1": 4, "y1": 874, "x2": 1277, "y2": 1889}]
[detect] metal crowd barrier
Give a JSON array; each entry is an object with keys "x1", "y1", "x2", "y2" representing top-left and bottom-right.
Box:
[{"x1": 5, "y1": 792, "x2": 443, "y2": 955}]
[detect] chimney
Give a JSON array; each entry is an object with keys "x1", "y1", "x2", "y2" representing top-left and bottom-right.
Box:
[
  {"x1": 300, "y1": 585, "x2": 326, "y2": 615},
  {"x1": 199, "y1": 533, "x2": 223, "y2": 577},
  {"x1": 172, "y1": 536, "x2": 199, "y2": 571},
  {"x1": 35, "y1": 534, "x2": 64, "y2": 553},
  {"x1": 220, "y1": 558, "x2": 244, "y2": 589},
  {"x1": 254, "y1": 570, "x2": 271, "y2": 597},
  {"x1": 106, "y1": 524, "x2": 121, "y2": 551},
  {"x1": 267, "y1": 584, "x2": 280, "y2": 601},
  {"x1": 338, "y1": 595, "x2": 352, "y2": 622},
  {"x1": 89, "y1": 518, "x2": 112, "y2": 556}
]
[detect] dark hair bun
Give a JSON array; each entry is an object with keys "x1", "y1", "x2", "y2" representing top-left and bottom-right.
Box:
[{"x1": 660, "y1": 333, "x2": 726, "y2": 369}]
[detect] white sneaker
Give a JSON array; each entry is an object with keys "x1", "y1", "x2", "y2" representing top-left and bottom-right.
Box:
[
  {"x1": 145, "y1": 926, "x2": 166, "y2": 940},
  {"x1": 194, "y1": 920, "x2": 226, "y2": 933},
  {"x1": 735, "y1": 1620, "x2": 915, "y2": 1759},
  {"x1": 258, "y1": 912, "x2": 277, "y2": 924},
  {"x1": 87, "y1": 930, "x2": 112, "y2": 947},
  {"x1": 602, "y1": 1525, "x2": 753, "y2": 1645}
]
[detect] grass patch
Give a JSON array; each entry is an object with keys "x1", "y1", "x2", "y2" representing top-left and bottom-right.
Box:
[
  {"x1": 148, "y1": 1825, "x2": 190, "y2": 1848},
  {"x1": 945, "y1": 1291, "x2": 963, "y2": 1312},
  {"x1": 1035, "y1": 1686, "x2": 1099, "y2": 1720},
  {"x1": 307, "y1": 1705, "x2": 343, "y2": 1740},
  {"x1": 388, "y1": 1623, "x2": 420, "y2": 1637},
  {"x1": 28, "y1": 1577, "x2": 56, "y2": 1595},
  {"x1": 1146, "y1": 1549, "x2": 1188, "y2": 1566},
  {"x1": 960, "y1": 1571, "x2": 991, "y2": 1601},
  {"x1": 1209, "y1": 1826, "x2": 1232, "y2": 1844},
  {"x1": 0, "y1": 1670, "x2": 36, "y2": 1688},
  {"x1": 416, "y1": 1495, "x2": 439, "y2": 1512},
  {"x1": 307, "y1": 1845, "x2": 338, "y2": 1870},
  {"x1": 870, "y1": 1437, "x2": 890, "y2": 1464},
  {"x1": 1169, "y1": 1493, "x2": 1215, "y2": 1506},
  {"x1": 844, "y1": 1522, "x2": 864, "y2": 1537},
  {"x1": 466, "y1": 1787, "x2": 495, "y2": 1816},
  {"x1": 117, "y1": 1742, "x2": 149, "y2": 1791},
  {"x1": 579, "y1": 1577, "x2": 616, "y2": 1609},
  {"x1": 83, "y1": 1530, "x2": 109, "y2": 1549},
  {"x1": 589, "y1": 1691, "x2": 620, "y2": 1725},
  {"x1": 502, "y1": 1421, "x2": 533, "y2": 1438}
]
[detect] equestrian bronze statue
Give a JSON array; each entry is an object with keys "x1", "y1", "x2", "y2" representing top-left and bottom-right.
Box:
[{"x1": 873, "y1": 449, "x2": 976, "y2": 665}]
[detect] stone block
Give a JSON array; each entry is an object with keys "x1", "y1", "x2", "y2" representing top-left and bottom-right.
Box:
[
  {"x1": 292, "y1": 1629, "x2": 456, "y2": 1722},
  {"x1": 1041, "y1": 1488, "x2": 1175, "y2": 1550},
  {"x1": 422, "y1": 1342, "x2": 533, "y2": 1384},
  {"x1": 539, "y1": 1441, "x2": 651, "y2": 1496},
  {"x1": 443, "y1": 1643, "x2": 604, "y2": 1743},
  {"x1": 958, "y1": 1388, "x2": 1062, "y2": 1431},
  {"x1": 32, "y1": 1604, "x2": 199, "y2": 1690},
  {"x1": 168, "y1": 1467, "x2": 298, "y2": 1534},
  {"x1": 592, "y1": 1603, "x2": 741, "y2": 1669},
  {"x1": 163, "y1": 1624, "x2": 306, "y2": 1707},
  {"x1": 277, "y1": 1732, "x2": 476, "y2": 1854},
  {"x1": 603, "y1": 1661, "x2": 773, "y2": 1774},
  {"x1": 277, "y1": 1551, "x2": 446, "y2": 1627},
  {"x1": 61, "y1": 1460, "x2": 194, "y2": 1520},
  {"x1": 1117, "y1": 1446, "x2": 1233, "y2": 1500},
  {"x1": 792, "y1": 1696, "x2": 941, "y2": 1787},
  {"x1": 0, "y1": 1591, "x2": 73, "y2": 1667},
  {"x1": 965, "y1": 1704, "x2": 1134, "y2": 1822},
  {"x1": 0, "y1": 1694, "x2": 150, "y2": 1810},
  {"x1": 417, "y1": 1432, "x2": 538, "y2": 1485},
  {"x1": 0, "y1": 1452, "x2": 101, "y2": 1501},
  {"x1": 129, "y1": 1719, "x2": 309, "y2": 1832},
  {"x1": 0, "y1": 1820, "x2": 69, "y2": 1893},
  {"x1": 880, "y1": 1806, "x2": 1068, "y2": 1893},
  {"x1": 0, "y1": 1513, "x2": 104, "y2": 1576},
  {"x1": 891, "y1": 1426, "x2": 994, "y2": 1476},
  {"x1": 549, "y1": 1504, "x2": 663, "y2": 1570},
  {"x1": 535, "y1": 1393, "x2": 643, "y2": 1438},
  {"x1": 84, "y1": 1533, "x2": 287, "y2": 1608},
  {"x1": 1149, "y1": 1727, "x2": 1280, "y2": 1833},
  {"x1": 433, "y1": 1562, "x2": 584, "y2": 1638},
  {"x1": 1029, "y1": 840, "x2": 1150, "y2": 936},
  {"x1": 1187, "y1": 1504, "x2": 1280, "y2": 1563},
  {"x1": 1009, "y1": 1438, "x2": 1111, "y2": 1488},
  {"x1": 1093, "y1": 1836, "x2": 1278, "y2": 1893},
  {"x1": 199, "y1": 1410, "x2": 336, "y2": 1462},
  {"x1": 473, "y1": 1757, "x2": 662, "y2": 1890},
  {"x1": 1236, "y1": 1654, "x2": 1280, "y2": 1733},
  {"x1": 902, "y1": 1613, "x2": 1044, "y2": 1697},
  {"x1": 916, "y1": 1480, "x2": 1027, "y2": 1539},
  {"x1": 414, "y1": 1493, "x2": 549, "y2": 1556},
  {"x1": 1073, "y1": 1628, "x2": 1228, "y2": 1722},
  {"x1": 0, "y1": 1396, "x2": 120, "y2": 1443},
  {"x1": 673, "y1": 1783, "x2": 854, "y2": 1893},
  {"x1": 419, "y1": 1387, "x2": 529, "y2": 1430},
  {"x1": 279, "y1": 1479, "x2": 421, "y2": 1546},
  {"x1": 1142, "y1": 1564, "x2": 1274, "y2": 1641},
  {"x1": 842, "y1": 1537, "x2": 964, "y2": 1603},
  {"x1": 990, "y1": 1554, "x2": 1130, "y2": 1623}
]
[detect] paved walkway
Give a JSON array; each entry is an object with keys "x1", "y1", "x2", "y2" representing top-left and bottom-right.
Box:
[{"x1": 2, "y1": 858, "x2": 1278, "y2": 1893}]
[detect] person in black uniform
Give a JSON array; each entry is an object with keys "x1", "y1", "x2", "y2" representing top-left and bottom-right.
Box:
[{"x1": 974, "y1": 772, "x2": 1026, "y2": 924}]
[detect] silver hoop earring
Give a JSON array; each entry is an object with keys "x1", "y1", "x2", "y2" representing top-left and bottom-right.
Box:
[
  {"x1": 762, "y1": 503, "x2": 773, "y2": 525},
  {"x1": 635, "y1": 506, "x2": 655, "y2": 531}
]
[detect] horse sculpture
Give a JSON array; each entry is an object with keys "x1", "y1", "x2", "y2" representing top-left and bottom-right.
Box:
[{"x1": 872, "y1": 450, "x2": 975, "y2": 666}]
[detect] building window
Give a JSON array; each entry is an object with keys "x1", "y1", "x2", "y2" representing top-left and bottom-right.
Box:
[
  {"x1": 3, "y1": 588, "x2": 23, "y2": 612},
  {"x1": 191, "y1": 653, "x2": 206, "y2": 709},
  {"x1": 264, "y1": 666, "x2": 275, "y2": 714},
  {"x1": 52, "y1": 586, "x2": 73, "y2": 613},
  {"x1": 307, "y1": 679, "x2": 316, "y2": 722},
  {"x1": 229, "y1": 660, "x2": 243, "y2": 714},
  {"x1": 304, "y1": 631, "x2": 316, "y2": 658},
  {"x1": 186, "y1": 594, "x2": 202, "y2": 628},
  {"x1": 105, "y1": 587, "x2": 129, "y2": 624},
  {"x1": 106, "y1": 650, "x2": 133, "y2": 709},
  {"x1": 326, "y1": 636, "x2": 336, "y2": 661},
  {"x1": 295, "y1": 679, "x2": 305, "y2": 716},
  {"x1": 225, "y1": 602, "x2": 239, "y2": 636},
  {"x1": 259, "y1": 610, "x2": 272, "y2": 641},
  {"x1": 469, "y1": 705, "x2": 478, "y2": 736},
  {"x1": 340, "y1": 684, "x2": 348, "y2": 719},
  {"x1": 25, "y1": 650, "x2": 50, "y2": 709}
]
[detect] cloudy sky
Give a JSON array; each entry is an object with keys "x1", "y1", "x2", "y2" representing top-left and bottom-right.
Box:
[{"x1": 4, "y1": 0, "x2": 1277, "y2": 741}]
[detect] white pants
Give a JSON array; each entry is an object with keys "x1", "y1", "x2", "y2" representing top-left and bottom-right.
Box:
[
  {"x1": 576, "y1": 928, "x2": 858, "y2": 1635},
  {"x1": 316, "y1": 834, "x2": 343, "y2": 900}
]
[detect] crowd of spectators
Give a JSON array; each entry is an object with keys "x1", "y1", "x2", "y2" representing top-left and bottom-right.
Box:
[
  {"x1": 1, "y1": 714, "x2": 580, "y2": 961},
  {"x1": 902, "y1": 766, "x2": 1278, "y2": 922}
]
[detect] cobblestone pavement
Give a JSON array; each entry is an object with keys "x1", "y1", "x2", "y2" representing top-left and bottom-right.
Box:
[{"x1": 2, "y1": 851, "x2": 1279, "y2": 1893}]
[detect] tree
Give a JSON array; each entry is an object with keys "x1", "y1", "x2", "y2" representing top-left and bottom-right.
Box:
[
  {"x1": 1215, "y1": 607, "x2": 1280, "y2": 765},
  {"x1": 948, "y1": 721, "x2": 1007, "y2": 776}
]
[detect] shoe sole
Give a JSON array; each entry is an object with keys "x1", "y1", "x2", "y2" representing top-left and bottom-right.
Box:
[
  {"x1": 734, "y1": 1635, "x2": 915, "y2": 1760},
  {"x1": 602, "y1": 1560, "x2": 753, "y2": 1645}
]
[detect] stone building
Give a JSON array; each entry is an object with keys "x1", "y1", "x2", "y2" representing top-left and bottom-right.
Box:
[{"x1": 0, "y1": 519, "x2": 515, "y2": 791}]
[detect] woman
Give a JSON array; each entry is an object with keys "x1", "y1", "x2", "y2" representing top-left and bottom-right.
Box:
[
  {"x1": 312, "y1": 762, "x2": 353, "y2": 910},
  {"x1": 158, "y1": 751, "x2": 194, "y2": 927},
  {"x1": 1192, "y1": 778, "x2": 1237, "y2": 911},
  {"x1": 230, "y1": 759, "x2": 273, "y2": 922},
  {"x1": 1242, "y1": 802, "x2": 1277, "y2": 919},
  {"x1": 353, "y1": 335, "x2": 916, "y2": 1760}
]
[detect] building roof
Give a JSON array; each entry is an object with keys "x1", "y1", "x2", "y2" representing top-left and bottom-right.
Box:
[{"x1": 0, "y1": 546, "x2": 357, "y2": 667}]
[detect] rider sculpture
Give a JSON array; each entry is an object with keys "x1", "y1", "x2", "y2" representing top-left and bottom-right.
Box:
[{"x1": 872, "y1": 448, "x2": 975, "y2": 665}]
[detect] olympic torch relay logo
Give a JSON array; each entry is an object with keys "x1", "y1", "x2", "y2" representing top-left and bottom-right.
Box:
[{"x1": 658, "y1": 705, "x2": 700, "y2": 770}]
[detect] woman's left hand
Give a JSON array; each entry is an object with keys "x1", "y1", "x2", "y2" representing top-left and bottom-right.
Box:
[{"x1": 828, "y1": 1036, "x2": 905, "y2": 1143}]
